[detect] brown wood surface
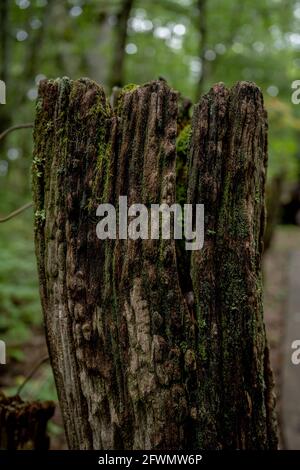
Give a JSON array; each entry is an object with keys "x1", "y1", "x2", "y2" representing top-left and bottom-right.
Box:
[{"x1": 32, "y1": 78, "x2": 278, "y2": 450}]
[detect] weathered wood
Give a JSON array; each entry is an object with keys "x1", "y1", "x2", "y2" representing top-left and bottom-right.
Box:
[
  {"x1": 0, "y1": 393, "x2": 54, "y2": 449},
  {"x1": 188, "y1": 82, "x2": 277, "y2": 448},
  {"x1": 32, "y1": 78, "x2": 278, "y2": 449}
]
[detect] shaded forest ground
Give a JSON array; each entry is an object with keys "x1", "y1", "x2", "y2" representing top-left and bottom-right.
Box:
[
  {"x1": 264, "y1": 225, "x2": 300, "y2": 449},
  {"x1": 0, "y1": 212, "x2": 299, "y2": 449}
]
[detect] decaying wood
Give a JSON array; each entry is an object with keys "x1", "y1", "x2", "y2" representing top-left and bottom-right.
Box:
[
  {"x1": 0, "y1": 393, "x2": 54, "y2": 449},
  {"x1": 187, "y1": 82, "x2": 277, "y2": 448},
  {"x1": 32, "y1": 77, "x2": 278, "y2": 449}
]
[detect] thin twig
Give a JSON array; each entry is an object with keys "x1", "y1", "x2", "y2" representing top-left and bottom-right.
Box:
[
  {"x1": 17, "y1": 355, "x2": 50, "y2": 396},
  {"x1": 0, "y1": 123, "x2": 33, "y2": 142},
  {"x1": 0, "y1": 124, "x2": 34, "y2": 222},
  {"x1": 0, "y1": 201, "x2": 33, "y2": 223}
]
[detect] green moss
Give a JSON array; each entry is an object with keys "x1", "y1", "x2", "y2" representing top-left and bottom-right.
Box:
[
  {"x1": 36, "y1": 97, "x2": 43, "y2": 112},
  {"x1": 32, "y1": 156, "x2": 44, "y2": 178},
  {"x1": 176, "y1": 124, "x2": 191, "y2": 157},
  {"x1": 88, "y1": 135, "x2": 112, "y2": 212},
  {"x1": 34, "y1": 209, "x2": 46, "y2": 227},
  {"x1": 116, "y1": 83, "x2": 139, "y2": 115},
  {"x1": 198, "y1": 341, "x2": 207, "y2": 361},
  {"x1": 121, "y1": 83, "x2": 138, "y2": 93},
  {"x1": 180, "y1": 341, "x2": 188, "y2": 353},
  {"x1": 176, "y1": 124, "x2": 191, "y2": 207}
]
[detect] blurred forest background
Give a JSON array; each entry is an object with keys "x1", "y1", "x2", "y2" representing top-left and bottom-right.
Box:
[{"x1": 1, "y1": 0, "x2": 300, "y2": 448}]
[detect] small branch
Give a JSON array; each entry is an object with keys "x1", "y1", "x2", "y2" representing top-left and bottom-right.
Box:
[
  {"x1": 0, "y1": 123, "x2": 33, "y2": 142},
  {"x1": 17, "y1": 355, "x2": 50, "y2": 396},
  {"x1": 0, "y1": 201, "x2": 33, "y2": 223},
  {"x1": 0, "y1": 125, "x2": 34, "y2": 223}
]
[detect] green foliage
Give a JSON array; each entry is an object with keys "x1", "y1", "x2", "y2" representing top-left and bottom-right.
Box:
[
  {"x1": 176, "y1": 124, "x2": 191, "y2": 206},
  {"x1": 0, "y1": 211, "x2": 40, "y2": 356},
  {"x1": 5, "y1": 363, "x2": 57, "y2": 403},
  {"x1": 1, "y1": 0, "x2": 300, "y2": 194}
]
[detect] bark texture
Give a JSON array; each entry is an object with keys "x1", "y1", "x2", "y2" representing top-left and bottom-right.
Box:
[
  {"x1": 0, "y1": 393, "x2": 54, "y2": 449},
  {"x1": 187, "y1": 82, "x2": 277, "y2": 448},
  {"x1": 32, "y1": 77, "x2": 278, "y2": 450}
]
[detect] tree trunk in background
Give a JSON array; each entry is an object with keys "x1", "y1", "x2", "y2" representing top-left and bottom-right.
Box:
[
  {"x1": 19, "y1": 0, "x2": 54, "y2": 105},
  {"x1": 195, "y1": 0, "x2": 207, "y2": 101},
  {"x1": 0, "y1": 0, "x2": 10, "y2": 153},
  {"x1": 32, "y1": 78, "x2": 278, "y2": 449},
  {"x1": 0, "y1": 0, "x2": 8, "y2": 85},
  {"x1": 108, "y1": 0, "x2": 134, "y2": 90},
  {"x1": 86, "y1": 11, "x2": 112, "y2": 86}
]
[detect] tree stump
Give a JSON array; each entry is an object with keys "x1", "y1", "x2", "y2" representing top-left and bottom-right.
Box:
[
  {"x1": 32, "y1": 78, "x2": 278, "y2": 449},
  {"x1": 0, "y1": 393, "x2": 54, "y2": 449}
]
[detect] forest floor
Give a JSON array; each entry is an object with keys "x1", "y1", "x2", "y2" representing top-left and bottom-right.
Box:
[
  {"x1": 0, "y1": 222, "x2": 299, "y2": 449},
  {"x1": 264, "y1": 224, "x2": 300, "y2": 449}
]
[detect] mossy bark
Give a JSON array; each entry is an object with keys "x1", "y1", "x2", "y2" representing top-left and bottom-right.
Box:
[
  {"x1": 32, "y1": 78, "x2": 278, "y2": 450},
  {"x1": 187, "y1": 82, "x2": 277, "y2": 448}
]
